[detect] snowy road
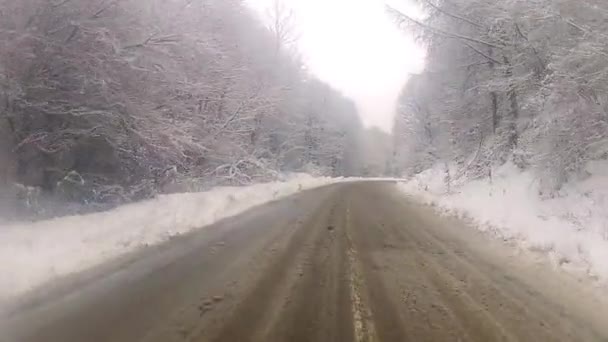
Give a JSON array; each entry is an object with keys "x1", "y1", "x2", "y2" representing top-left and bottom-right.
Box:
[{"x1": 3, "y1": 182, "x2": 608, "y2": 342}]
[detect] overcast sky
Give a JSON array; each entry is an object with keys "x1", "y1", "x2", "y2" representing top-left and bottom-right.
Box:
[{"x1": 247, "y1": 0, "x2": 425, "y2": 132}]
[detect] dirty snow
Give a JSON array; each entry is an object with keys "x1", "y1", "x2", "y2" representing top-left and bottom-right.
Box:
[
  {"x1": 399, "y1": 161, "x2": 608, "y2": 281},
  {"x1": 0, "y1": 174, "x2": 340, "y2": 309}
]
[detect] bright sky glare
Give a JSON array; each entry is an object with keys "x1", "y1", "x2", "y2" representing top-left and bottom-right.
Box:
[{"x1": 247, "y1": 0, "x2": 426, "y2": 132}]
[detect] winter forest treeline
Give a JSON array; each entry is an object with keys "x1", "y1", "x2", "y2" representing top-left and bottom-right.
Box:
[
  {"x1": 391, "y1": 0, "x2": 608, "y2": 195},
  {"x1": 6, "y1": 0, "x2": 604, "y2": 218},
  {"x1": 0, "y1": 0, "x2": 366, "y2": 215}
]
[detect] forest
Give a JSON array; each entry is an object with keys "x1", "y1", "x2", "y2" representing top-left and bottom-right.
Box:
[
  {"x1": 3, "y1": 0, "x2": 608, "y2": 218},
  {"x1": 0, "y1": 0, "x2": 367, "y2": 216},
  {"x1": 391, "y1": 0, "x2": 608, "y2": 196}
]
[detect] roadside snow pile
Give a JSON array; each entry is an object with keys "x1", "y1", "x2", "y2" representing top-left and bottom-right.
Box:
[
  {"x1": 399, "y1": 161, "x2": 608, "y2": 281},
  {"x1": 0, "y1": 174, "x2": 339, "y2": 307}
]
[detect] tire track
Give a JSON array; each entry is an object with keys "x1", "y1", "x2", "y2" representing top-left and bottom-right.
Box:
[
  {"x1": 206, "y1": 193, "x2": 338, "y2": 342},
  {"x1": 7, "y1": 182, "x2": 608, "y2": 342},
  {"x1": 347, "y1": 182, "x2": 608, "y2": 341}
]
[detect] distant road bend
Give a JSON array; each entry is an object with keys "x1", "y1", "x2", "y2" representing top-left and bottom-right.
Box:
[{"x1": 4, "y1": 182, "x2": 608, "y2": 342}]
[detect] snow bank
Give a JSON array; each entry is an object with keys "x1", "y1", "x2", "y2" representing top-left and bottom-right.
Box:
[
  {"x1": 399, "y1": 162, "x2": 608, "y2": 281},
  {"x1": 0, "y1": 174, "x2": 339, "y2": 308}
]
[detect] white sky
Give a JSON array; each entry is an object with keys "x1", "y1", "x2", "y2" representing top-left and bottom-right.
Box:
[{"x1": 247, "y1": 0, "x2": 426, "y2": 132}]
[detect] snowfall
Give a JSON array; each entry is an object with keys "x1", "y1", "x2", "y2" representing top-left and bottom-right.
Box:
[{"x1": 2, "y1": 164, "x2": 608, "y2": 312}]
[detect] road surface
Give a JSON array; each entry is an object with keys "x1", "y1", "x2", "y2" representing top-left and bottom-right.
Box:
[{"x1": 3, "y1": 182, "x2": 608, "y2": 342}]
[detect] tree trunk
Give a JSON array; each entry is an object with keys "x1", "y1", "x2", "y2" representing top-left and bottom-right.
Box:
[
  {"x1": 507, "y1": 86, "x2": 519, "y2": 148},
  {"x1": 487, "y1": 48, "x2": 500, "y2": 134},
  {"x1": 491, "y1": 92, "x2": 498, "y2": 133},
  {"x1": 503, "y1": 56, "x2": 519, "y2": 148}
]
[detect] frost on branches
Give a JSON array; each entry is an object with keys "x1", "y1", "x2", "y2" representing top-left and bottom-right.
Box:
[
  {"x1": 390, "y1": 0, "x2": 608, "y2": 195},
  {"x1": 0, "y1": 0, "x2": 364, "y2": 217}
]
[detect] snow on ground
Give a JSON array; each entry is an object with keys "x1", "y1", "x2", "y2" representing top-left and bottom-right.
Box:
[
  {"x1": 399, "y1": 161, "x2": 608, "y2": 282},
  {"x1": 0, "y1": 174, "x2": 341, "y2": 310}
]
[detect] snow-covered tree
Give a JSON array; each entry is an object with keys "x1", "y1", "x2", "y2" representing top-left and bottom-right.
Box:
[
  {"x1": 0, "y1": 0, "x2": 364, "y2": 209},
  {"x1": 390, "y1": 0, "x2": 608, "y2": 194}
]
